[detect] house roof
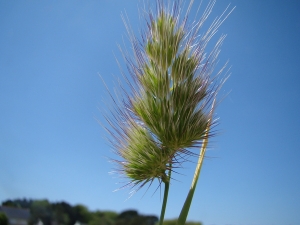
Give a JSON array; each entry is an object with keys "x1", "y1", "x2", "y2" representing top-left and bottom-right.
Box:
[{"x1": 0, "y1": 206, "x2": 30, "y2": 220}]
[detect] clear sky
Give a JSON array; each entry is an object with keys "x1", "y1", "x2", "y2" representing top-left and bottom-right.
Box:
[{"x1": 1, "y1": 1, "x2": 300, "y2": 225}]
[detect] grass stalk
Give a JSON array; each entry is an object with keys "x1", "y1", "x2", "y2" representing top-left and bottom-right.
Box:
[
  {"x1": 159, "y1": 164, "x2": 172, "y2": 225},
  {"x1": 177, "y1": 102, "x2": 215, "y2": 225},
  {"x1": 159, "y1": 181, "x2": 169, "y2": 225}
]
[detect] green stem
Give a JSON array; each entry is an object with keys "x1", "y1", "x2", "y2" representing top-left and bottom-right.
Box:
[
  {"x1": 177, "y1": 101, "x2": 215, "y2": 225},
  {"x1": 177, "y1": 137, "x2": 208, "y2": 225},
  {"x1": 159, "y1": 165, "x2": 172, "y2": 225}
]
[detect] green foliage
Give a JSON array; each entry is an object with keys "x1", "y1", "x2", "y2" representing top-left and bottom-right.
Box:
[
  {"x1": 2, "y1": 200, "x2": 17, "y2": 208},
  {"x1": 0, "y1": 213, "x2": 8, "y2": 225},
  {"x1": 89, "y1": 216, "x2": 108, "y2": 225},
  {"x1": 30, "y1": 199, "x2": 52, "y2": 225},
  {"x1": 102, "y1": 211, "x2": 118, "y2": 221},
  {"x1": 115, "y1": 210, "x2": 158, "y2": 225},
  {"x1": 1, "y1": 199, "x2": 163, "y2": 225},
  {"x1": 117, "y1": 210, "x2": 138, "y2": 220},
  {"x1": 89, "y1": 210, "x2": 117, "y2": 225},
  {"x1": 2, "y1": 199, "x2": 32, "y2": 209},
  {"x1": 51, "y1": 202, "x2": 73, "y2": 225},
  {"x1": 156, "y1": 219, "x2": 202, "y2": 225},
  {"x1": 73, "y1": 204, "x2": 92, "y2": 223}
]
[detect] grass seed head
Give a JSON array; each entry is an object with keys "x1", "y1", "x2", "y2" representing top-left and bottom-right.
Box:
[{"x1": 105, "y1": 0, "x2": 232, "y2": 192}]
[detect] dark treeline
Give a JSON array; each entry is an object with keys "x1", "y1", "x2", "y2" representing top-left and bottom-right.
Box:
[
  {"x1": 1, "y1": 199, "x2": 201, "y2": 225},
  {"x1": 1, "y1": 198, "x2": 157, "y2": 225}
]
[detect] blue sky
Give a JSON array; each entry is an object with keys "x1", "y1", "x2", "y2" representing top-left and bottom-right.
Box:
[{"x1": 1, "y1": 1, "x2": 300, "y2": 225}]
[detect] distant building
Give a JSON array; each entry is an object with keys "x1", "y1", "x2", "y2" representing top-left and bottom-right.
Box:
[
  {"x1": 73, "y1": 221, "x2": 87, "y2": 225},
  {"x1": 0, "y1": 206, "x2": 30, "y2": 225},
  {"x1": 36, "y1": 219, "x2": 44, "y2": 225}
]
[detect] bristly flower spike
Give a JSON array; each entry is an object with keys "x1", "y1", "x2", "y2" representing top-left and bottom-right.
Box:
[{"x1": 105, "y1": 0, "x2": 233, "y2": 197}]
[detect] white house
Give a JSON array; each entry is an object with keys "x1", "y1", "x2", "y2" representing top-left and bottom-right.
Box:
[{"x1": 0, "y1": 206, "x2": 30, "y2": 225}]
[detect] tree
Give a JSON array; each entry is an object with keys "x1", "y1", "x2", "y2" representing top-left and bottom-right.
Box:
[
  {"x1": 0, "y1": 213, "x2": 8, "y2": 225},
  {"x1": 101, "y1": 211, "x2": 118, "y2": 224},
  {"x1": 115, "y1": 210, "x2": 158, "y2": 225},
  {"x1": 89, "y1": 210, "x2": 116, "y2": 225},
  {"x1": 51, "y1": 201, "x2": 74, "y2": 225},
  {"x1": 73, "y1": 204, "x2": 92, "y2": 224},
  {"x1": 160, "y1": 219, "x2": 202, "y2": 225},
  {"x1": 2, "y1": 198, "x2": 32, "y2": 209},
  {"x1": 117, "y1": 210, "x2": 138, "y2": 220},
  {"x1": 2, "y1": 200, "x2": 17, "y2": 208},
  {"x1": 29, "y1": 200, "x2": 52, "y2": 225}
]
